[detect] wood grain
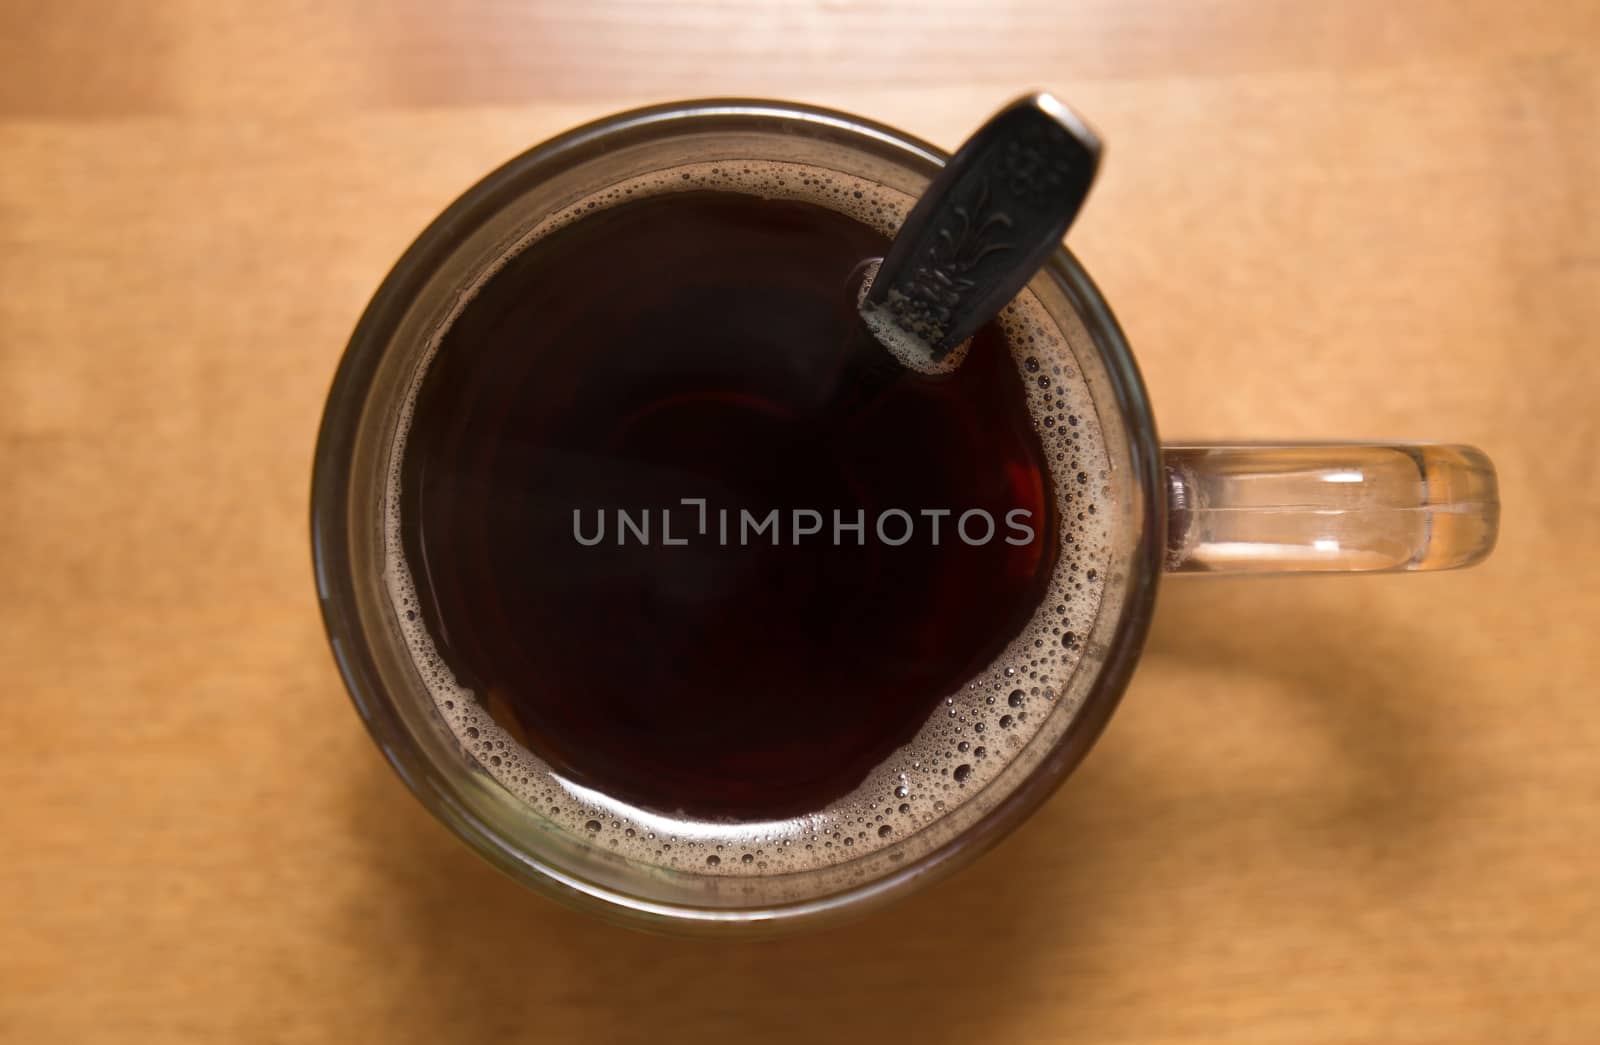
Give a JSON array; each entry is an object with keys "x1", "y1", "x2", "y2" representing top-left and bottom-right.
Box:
[{"x1": 3, "y1": 2, "x2": 1597, "y2": 1042}]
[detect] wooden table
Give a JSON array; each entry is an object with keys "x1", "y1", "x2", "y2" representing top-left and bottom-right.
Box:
[{"x1": 5, "y1": 2, "x2": 1597, "y2": 1041}]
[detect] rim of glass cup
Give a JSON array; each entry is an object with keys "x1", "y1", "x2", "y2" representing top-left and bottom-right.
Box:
[{"x1": 310, "y1": 98, "x2": 1164, "y2": 934}]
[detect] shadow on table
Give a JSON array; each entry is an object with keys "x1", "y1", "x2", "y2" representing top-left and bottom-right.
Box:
[
  {"x1": 339, "y1": 727, "x2": 1124, "y2": 1044},
  {"x1": 337, "y1": 578, "x2": 1469, "y2": 1043},
  {"x1": 1137, "y1": 578, "x2": 1471, "y2": 868}
]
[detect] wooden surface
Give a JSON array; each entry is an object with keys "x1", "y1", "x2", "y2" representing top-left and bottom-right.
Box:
[{"x1": 4, "y1": 2, "x2": 1598, "y2": 1041}]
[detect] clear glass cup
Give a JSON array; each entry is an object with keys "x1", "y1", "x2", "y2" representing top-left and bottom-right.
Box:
[{"x1": 310, "y1": 100, "x2": 1499, "y2": 934}]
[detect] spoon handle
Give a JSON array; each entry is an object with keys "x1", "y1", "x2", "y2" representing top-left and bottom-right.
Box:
[{"x1": 861, "y1": 93, "x2": 1102, "y2": 364}]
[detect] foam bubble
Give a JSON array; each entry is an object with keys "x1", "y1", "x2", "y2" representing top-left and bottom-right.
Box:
[{"x1": 381, "y1": 160, "x2": 1115, "y2": 880}]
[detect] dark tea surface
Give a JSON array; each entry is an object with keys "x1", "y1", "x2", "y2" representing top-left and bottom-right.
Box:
[{"x1": 399, "y1": 189, "x2": 1062, "y2": 820}]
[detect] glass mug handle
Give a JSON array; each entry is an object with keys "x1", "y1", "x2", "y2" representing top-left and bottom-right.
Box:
[{"x1": 1163, "y1": 443, "x2": 1499, "y2": 573}]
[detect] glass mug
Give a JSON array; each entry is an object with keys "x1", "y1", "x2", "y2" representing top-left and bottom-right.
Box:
[{"x1": 311, "y1": 100, "x2": 1499, "y2": 933}]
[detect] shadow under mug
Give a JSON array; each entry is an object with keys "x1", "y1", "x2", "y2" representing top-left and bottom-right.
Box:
[{"x1": 310, "y1": 99, "x2": 1500, "y2": 934}]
